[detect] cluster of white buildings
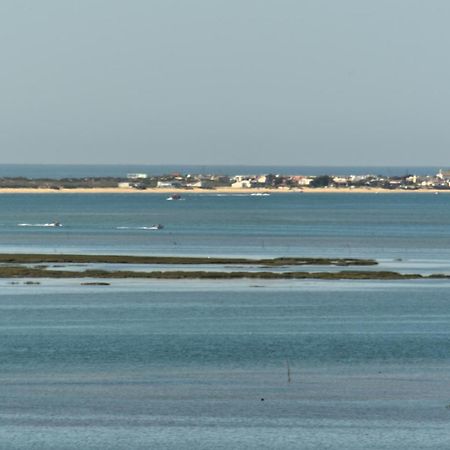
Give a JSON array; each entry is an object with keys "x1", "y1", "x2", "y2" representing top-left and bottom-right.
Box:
[{"x1": 118, "y1": 169, "x2": 450, "y2": 190}]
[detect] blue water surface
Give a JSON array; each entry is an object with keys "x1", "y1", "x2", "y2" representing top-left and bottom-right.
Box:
[
  {"x1": 0, "y1": 190, "x2": 450, "y2": 449},
  {"x1": 0, "y1": 280, "x2": 449, "y2": 449},
  {"x1": 1, "y1": 192, "x2": 450, "y2": 262}
]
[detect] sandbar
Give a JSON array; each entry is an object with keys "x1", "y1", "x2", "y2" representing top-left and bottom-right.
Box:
[{"x1": 0, "y1": 187, "x2": 446, "y2": 194}]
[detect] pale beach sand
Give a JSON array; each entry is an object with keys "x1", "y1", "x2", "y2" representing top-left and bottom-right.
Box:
[{"x1": 0, "y1": 186, "x2": 446, "y2": 194}]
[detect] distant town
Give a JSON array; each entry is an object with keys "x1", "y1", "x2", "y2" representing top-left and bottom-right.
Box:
[{"x1": 2, "y1": 170, "x2": 450, "y2": 191}]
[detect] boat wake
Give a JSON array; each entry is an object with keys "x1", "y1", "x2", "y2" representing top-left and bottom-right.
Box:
[
  {"x1": 216, "y1": 193, "x2": 270, "y2": 197},
  {"x1": 167, "y1": 194, "x2": 183, "y2": 201},
  {"x1": 18, "y1": 222, "x2": 62, "y2": 227},
  {"x1": 116, "y1": 225, "x2": 164, "y2": 230}
]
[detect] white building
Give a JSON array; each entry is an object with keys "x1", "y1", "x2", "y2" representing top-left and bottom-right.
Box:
[
  {"x1": 156, "y1": 181, "x2": 183, "y2": 188},
  {"x1": 127, "y1": 173, "x2": 148, "y2": 179},
  {"x1": 118, "y1": 182, "x2": 134, "y2": 188},
  {"x1": 231, "y1": 180, "x2": 253, "y2": 188}
]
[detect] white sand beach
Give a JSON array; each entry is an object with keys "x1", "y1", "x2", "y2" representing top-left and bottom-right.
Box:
[{"x1": 0, "y1": 187, "x2": 446, "y2": 194}]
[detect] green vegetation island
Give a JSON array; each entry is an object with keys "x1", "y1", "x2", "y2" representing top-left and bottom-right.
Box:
[
  {"x1": 0, "y1": 254, "x2": 376, "y2": 266},
  {"x1": 0, "y1": 253, "x2": 448, "y2": 281}
]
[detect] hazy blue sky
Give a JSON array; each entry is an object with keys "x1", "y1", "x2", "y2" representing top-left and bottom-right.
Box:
[{"x1": 1, "y1": 0, "x2": 450, "y2": 165}]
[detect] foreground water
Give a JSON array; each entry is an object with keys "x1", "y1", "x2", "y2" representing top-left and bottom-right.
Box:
[
  {"x1": 0, "y1": 280, "x2": 449, "y2": 449},
  {"x1": 0, "y1": 193, "x2": 450, "y2": 448}
]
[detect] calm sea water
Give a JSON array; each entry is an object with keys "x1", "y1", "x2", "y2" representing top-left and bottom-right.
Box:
[
  {"x1": 1, "y1": 192, "x2": 450, "y2": 263},
  {"x1": 0, "y1": 190, "x2": 449, "y2": 449}
]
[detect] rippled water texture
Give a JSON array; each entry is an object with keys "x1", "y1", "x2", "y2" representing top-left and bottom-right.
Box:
[{"x1": 0, "y1": 191, "x2": 449, "y2": 448}]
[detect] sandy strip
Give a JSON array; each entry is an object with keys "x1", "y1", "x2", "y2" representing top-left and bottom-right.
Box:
[{"x1": 0, "y1": 187, "x2": 446, "y2": 194}]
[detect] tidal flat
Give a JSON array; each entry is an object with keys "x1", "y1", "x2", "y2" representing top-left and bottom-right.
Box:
[
  {"x1": 0, "y1": 254, "x2": 377, "y2": 266},
  {"x1": 0, "y1": 254, "x2": 447, "y2": 280}
]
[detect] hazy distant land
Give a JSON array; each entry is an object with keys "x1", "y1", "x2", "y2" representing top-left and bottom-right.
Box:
[{"x1": 1, "y1": 170, "x2": 450, "y2": 193}]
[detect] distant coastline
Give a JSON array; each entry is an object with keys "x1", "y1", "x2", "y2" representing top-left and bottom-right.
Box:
[
  {"x1": 0, "y1": 186, "x2": 449, "y2": 194},
  {"x1": 1, "y1": 167, "x2": 450, "y2": 192}
]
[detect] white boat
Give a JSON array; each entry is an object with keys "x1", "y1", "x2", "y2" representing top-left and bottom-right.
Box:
[
  {"x1": 116, "y1": 224, "x2": 164, "y2": 230},
  {"x1": 167, "y1": 194, "x2": 181, "y2": 201},
  {"x1": 46, "y1": 221, "x2": 62, "y2": 227}
]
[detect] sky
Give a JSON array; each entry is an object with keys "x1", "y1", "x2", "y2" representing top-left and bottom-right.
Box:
[{"x1": 1, "y1": 0, "x2": 450, "y2": 166}]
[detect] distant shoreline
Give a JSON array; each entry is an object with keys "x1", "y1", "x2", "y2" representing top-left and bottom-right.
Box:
[{"x1": 0, "y1": 187, "x2": 448, "y2": 194}]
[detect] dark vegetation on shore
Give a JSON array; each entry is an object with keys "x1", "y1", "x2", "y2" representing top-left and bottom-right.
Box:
[
  {"x1": 0, "y1": 266, "x2": 445, "y2": 280},
  {"x1": 0, "y1": 177, "x2": 120, "y2": 189},
  {"x1": 0, "y1": 254, "x2": 377, "y2": 266}
]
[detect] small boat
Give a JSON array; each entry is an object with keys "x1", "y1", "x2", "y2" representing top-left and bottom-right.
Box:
[
  {"x1": 167, "y1": 194, "x2": 181, "y2": 201},
  {"x1": 46, "y1": 221, "x2": 62, "y2": 227},
  {"x1": 116, "y1": 224, "x2": 164, "y2": 230}
]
